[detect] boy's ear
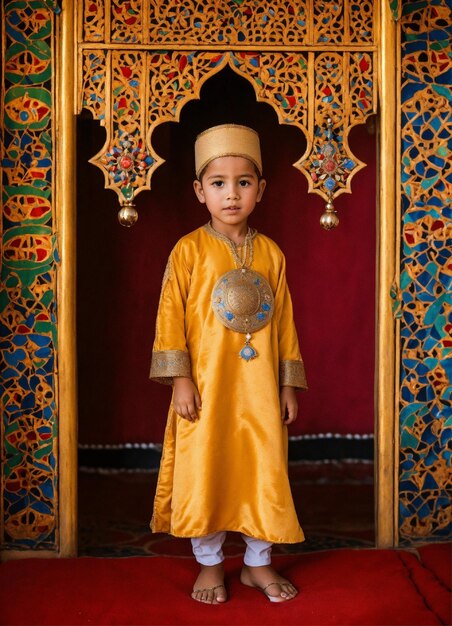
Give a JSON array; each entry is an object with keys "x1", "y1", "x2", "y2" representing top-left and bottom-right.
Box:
[
  {"x1": 193, "y1": 179, "x2": 206, "y2": 203},
  {"x1": 256, "y1": 178, "x2": 266, "y2": 202}
]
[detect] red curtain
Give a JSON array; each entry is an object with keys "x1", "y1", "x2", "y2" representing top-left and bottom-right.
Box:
[{"x1": 77, "y1": 69, "x2": 376, "y2": 444}]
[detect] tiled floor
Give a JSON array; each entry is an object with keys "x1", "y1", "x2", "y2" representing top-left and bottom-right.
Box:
[{"x1": 78, "y1": 460, "x2": 375, "y2": 557}]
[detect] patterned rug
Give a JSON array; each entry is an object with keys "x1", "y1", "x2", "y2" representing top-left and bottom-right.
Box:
[{"x1": 79, "y1": 460, "x2": 375, "y2": 557}]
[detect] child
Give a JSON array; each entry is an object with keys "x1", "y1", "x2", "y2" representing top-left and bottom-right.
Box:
[{"x1": 150, "y1": 124, "x2": 307, "y2": 604}]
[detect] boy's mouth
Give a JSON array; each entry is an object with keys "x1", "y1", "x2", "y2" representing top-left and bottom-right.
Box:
[{"x1": 224, "y1": 206, "x2": 240, "y2": 211}]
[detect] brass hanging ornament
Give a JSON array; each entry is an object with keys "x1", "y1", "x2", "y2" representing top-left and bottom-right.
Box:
[
  {"x1": 320, "y1": 191, "x2": 339, "y2": 230},
  {"x1": 118, "y1": 183, "x2": 138, "y2": 226},
  {"x1": 311, "y1": 118, "x2": 356, "y2": 230},
  {"x1": 101, "y1": 132, "x2": 155, "y2": 226},
  {"x1": 118, "y1": 200, "x2": 138, "y2": 227}
]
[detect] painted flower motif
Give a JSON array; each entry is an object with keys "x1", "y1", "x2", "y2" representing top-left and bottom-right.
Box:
[
  {"x1": 102, "y1": 132, "x2": 155, "y2": 195},
  {"x1": 119, "y1": 155, "x2": 133, "y2": 170},
  {"x1": 324, "y1": 160, "x2": 337, "y2": 173},
  {"x1": 310, "y1": 138, "x2": 355, "y2": 195}
]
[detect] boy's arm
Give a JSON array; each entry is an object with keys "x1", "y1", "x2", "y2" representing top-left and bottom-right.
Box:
[
  {"x1": 274, "y1": 253, "x2": 308, "y2": 392},
  {"x1": 150, "y1": 242, "x2": 192, "y2": 385}
]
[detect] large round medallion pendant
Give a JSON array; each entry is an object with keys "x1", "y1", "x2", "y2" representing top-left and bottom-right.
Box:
[{"x1": 211, "y1": 269, "x2": 274, "y2": 334}]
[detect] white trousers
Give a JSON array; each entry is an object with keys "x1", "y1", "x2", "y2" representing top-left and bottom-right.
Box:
[{"x1": 191, "y1": 531, "x2": 272, "y2": 567}]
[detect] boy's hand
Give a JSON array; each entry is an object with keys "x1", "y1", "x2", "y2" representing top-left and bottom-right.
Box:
[
  {"x1": 173, "y1": 377, "x2": 202, "y2": 422},
  {"x1": 280, "y1": 386, "x2": 298, "y2": 425}
]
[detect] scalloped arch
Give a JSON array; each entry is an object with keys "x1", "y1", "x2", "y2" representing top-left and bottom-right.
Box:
[
  {"x1": 81, "y1": 48, "x2": 375, "y2": 211},
  {"x1": 143, "y1": 53, "x2": 311, "y2": 189}
]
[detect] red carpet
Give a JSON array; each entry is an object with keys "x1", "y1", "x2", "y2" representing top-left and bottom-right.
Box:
[
  {"x1": 398, "y1": 546, "x2": 451, "y2": 626},
  {"x1": 416, "y1": 543, "x2": 451, "y2": 590},
  {"x1": 1, "y1": 546, "x2": 450, "y2": 625}
]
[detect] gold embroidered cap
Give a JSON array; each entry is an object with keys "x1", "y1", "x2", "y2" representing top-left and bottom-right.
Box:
[{"x1": 195, "y1": 124, "x2": 262, "y2": 178}]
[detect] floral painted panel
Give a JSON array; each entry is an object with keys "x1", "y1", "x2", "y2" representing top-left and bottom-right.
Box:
[{"x1": 1, "y1": 0, "x2": 58, "y2": 550}]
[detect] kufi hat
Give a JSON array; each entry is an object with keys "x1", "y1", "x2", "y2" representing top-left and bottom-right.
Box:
[{"x1": 195, "y1": 124, "x2": 262, "y2": 179}]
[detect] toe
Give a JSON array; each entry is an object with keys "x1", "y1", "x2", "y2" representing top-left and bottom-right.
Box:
[
  {"x1": 215, "y1": 587, "x2": 227, "y2": 603},
  {"x1": 288, "y1": 584, "x2": 298, "y2": 597},
  {"x1": 265, "y1": 583, "x2": 286, "y2": 601},
  {"x1": 206, "y1": 589, "x2": 216, "y2": 604},
  {"x1": 280, "y1": 583, "x2": 297, "y2": 599},
  {"x1": 192, "y1": 589, "x2": 209, "y2": 604},
  {"x1": 205, "y1": 589, "x2": 215, "y2": 604},
  {"x1": 191, "y1": 590, "x2": 202, "y2": 603},
  {"x1": 265, "y1": 582, "x2": 298, "y2": 602},
  {"x1": 268, "y1": 591, "x2": 287, "y2": 603}
]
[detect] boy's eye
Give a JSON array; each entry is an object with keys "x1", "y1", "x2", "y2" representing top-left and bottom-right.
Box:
[
  {"x1": 212, "y1": 180, "x2": 224, "y2": 187},
  {"x1": 239, "y1": 180, "x2": 251, "y2": 187}
]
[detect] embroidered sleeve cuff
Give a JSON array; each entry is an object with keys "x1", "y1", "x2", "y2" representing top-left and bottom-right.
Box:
[
  {"x1": 149, "y1": 350, "x2": 191, "y2": 385},
  {"x1": 279, "y1": 359, "x2": 308, "y2": 390}
]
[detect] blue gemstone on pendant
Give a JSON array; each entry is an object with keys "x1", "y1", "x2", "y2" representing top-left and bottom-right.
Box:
[
  {"x1": 225, "y1": 311, "x2": 234, "y2": 321},
  {"x1": 261, "y1": 302, "x2": 271, "y2": 311},
  {"x1": 256, "y1": 312, "x2": 266, "y2": 320},
  {"x1": 240, "y1": 345, "x2": 257, "y2": 361},
  {"x1": 325, "y1": 177, "x2": 336, "y2": 191}
]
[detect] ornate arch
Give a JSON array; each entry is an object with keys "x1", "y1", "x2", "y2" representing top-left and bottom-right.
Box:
[{"x1": 76, "y1": 0, "x2": 377, "y2": 226}]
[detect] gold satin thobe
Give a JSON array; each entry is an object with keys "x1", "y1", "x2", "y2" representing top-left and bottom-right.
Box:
[{"x1": 150, "y1": 225, "x2": 307, "y2": 543}]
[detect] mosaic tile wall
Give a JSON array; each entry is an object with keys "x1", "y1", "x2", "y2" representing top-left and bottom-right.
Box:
[
  {"x1": 1, "y1": 1, "x2": 58, "y2": 550},
  {"x1": 398, "y1": 0, "x2": 452, "y2": 542}
]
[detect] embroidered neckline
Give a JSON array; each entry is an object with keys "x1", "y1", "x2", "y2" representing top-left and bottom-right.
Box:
[{"x1": 203, "y1": 222, "x2": 258, "y2": 247}]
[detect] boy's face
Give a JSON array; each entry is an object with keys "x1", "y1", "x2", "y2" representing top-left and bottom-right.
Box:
[{"x1": 193, "y1": 156, "x2": 266, "y2": 233}]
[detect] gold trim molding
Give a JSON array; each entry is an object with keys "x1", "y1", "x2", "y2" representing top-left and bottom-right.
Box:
[
  {"x1": 56, "y1": 0, "x2": 78, "y2": 558},
  {"x1": 375, "y1": 0, "x2": 398, "y2": 548}
]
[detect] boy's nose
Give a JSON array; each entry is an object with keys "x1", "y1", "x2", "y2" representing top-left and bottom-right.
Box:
[{"x1": 226, "y1": 185, "x2": 240, "y2": 199}]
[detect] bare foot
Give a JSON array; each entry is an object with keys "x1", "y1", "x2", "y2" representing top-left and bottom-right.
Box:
[
  {"x1": 191, "y1": 563, "x2": 227, "y2": 604},
  {"x1": 240, "y1": 565, "x2": 298, "y2": 603}
]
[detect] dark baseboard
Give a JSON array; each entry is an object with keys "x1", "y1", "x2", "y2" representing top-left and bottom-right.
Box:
[
  {"x1": 79, "y1": 436, "x2": 374, "y2": 471},
  {"x1": 288, "y1": 436, "x2": 373, "y2": 462}
]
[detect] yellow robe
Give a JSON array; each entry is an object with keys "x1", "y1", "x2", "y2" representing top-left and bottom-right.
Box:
[{"x1": 150, "y1": 225, "x2": 307, "y2": 543}]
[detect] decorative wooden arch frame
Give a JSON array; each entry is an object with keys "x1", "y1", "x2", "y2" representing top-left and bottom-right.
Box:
[
  {"x1": 54, "y1": 0, "x2": 398, "y2": 557},
  {"x1": 75, "y1": 1, "x2": 378, "y2": 227}
]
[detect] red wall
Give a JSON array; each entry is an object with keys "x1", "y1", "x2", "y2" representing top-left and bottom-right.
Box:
[{"x1": 77, "y1": 68, "x2": 376, "y2": 444}]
